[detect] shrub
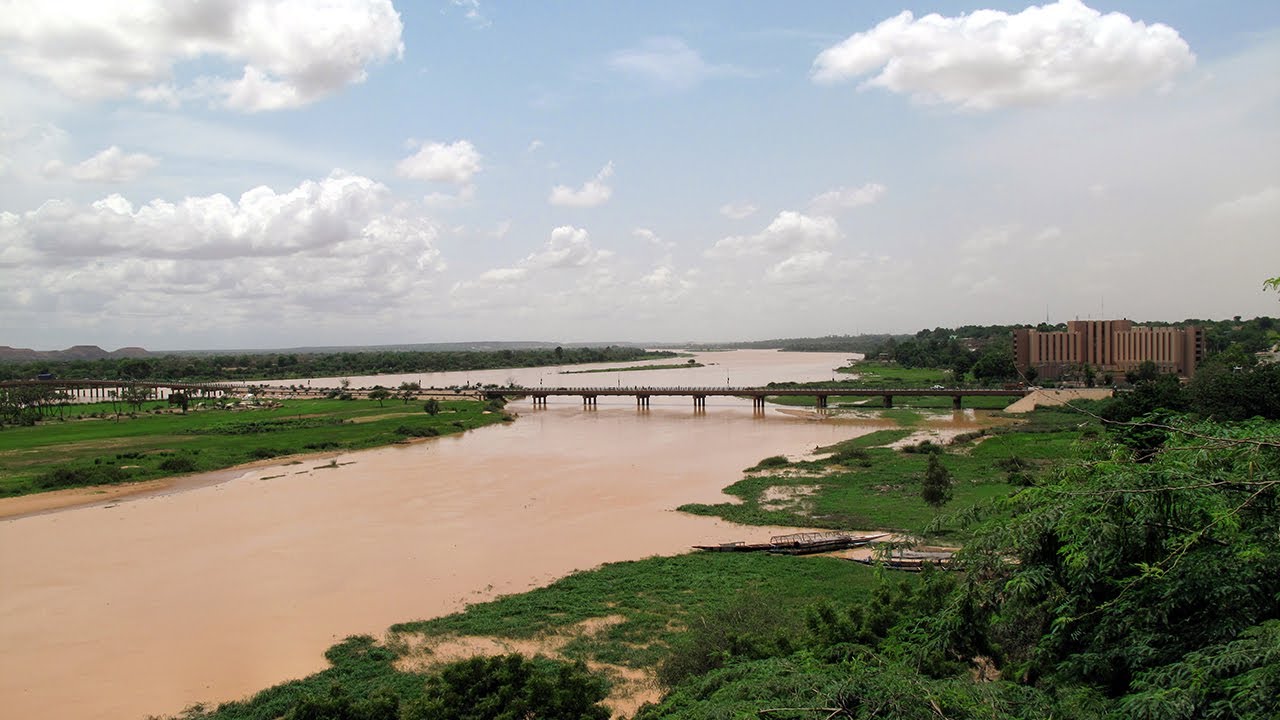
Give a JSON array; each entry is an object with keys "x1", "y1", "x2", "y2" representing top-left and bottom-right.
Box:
[
  {"x1": 656, "y1": 592, "x2": 800, "y2": 690},
  {"x1": 394, "y1": 425, "x2": 440, "y2": 438},
  {"x1": 157, "y1": 456, "x2": 197, "y2": 473},
  {"x1": 901, "y1": 440, "x2": 943, "y2": 454},
  {"x1": 754, "y1": 455, "x2": 790, "y2": 469},
  {"x1": 405, "y1": 654, "x2": 610, "y2": 720},
  {"x1": 831, "y1": 447, "x2": 871, "y2": 466},
  {"x1": 34, "y1": 464, "x2": 129, "y2": 490}
]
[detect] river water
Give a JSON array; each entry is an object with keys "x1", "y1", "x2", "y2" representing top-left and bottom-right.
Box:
[{"x1": 0, "y1": 350, "x2": 986, "y2": 719}]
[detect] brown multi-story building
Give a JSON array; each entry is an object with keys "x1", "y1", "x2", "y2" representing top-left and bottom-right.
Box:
[{"x1": 1013, "y1": 320, "x2": 1204, "y2": 380}]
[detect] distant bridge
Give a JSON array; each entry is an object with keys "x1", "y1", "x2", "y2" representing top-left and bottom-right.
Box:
[
  {"x1": 0, "y1": 378, "x2": 235, "y2": 399},
  {"x1": 2, "y1": 379, "x2": 1033, "y2": 411},
  {"x1": 484, "y1": 386, "x2": 1031, "y2": 410}
]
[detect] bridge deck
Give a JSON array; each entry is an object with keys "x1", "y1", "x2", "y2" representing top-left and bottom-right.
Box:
[{"x1": 493, "y1": 386, "x2": 1028, "y2": 397}]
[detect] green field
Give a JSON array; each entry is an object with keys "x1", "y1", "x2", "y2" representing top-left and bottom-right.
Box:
[
  {"x1": 836, "y1": 360, "x2": 951, "y2": 386},
  {"x1": 0, "y1": 397, "x2": 505, "y2": 497},
  {"x1": 680, "y1": 406, "x2": 1092, "y2": 539},
  {"x1": 759, "y1": 360, "x2": 1017, "y2": 410}
]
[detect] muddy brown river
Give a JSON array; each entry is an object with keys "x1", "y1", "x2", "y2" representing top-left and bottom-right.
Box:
[{"x1": 0, "y1": 351, "x2": 993, "y2": 719}]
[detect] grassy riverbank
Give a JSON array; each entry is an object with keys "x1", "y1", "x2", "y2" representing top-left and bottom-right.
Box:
[
  {"x1": 172, "y1": 552, "x2": 885, "y2": 720},
  {"x1": 0, "y1": 397, "x2": 505, "y2": 497},
  {"x1": 678, "y1": 406, "x2": 1092, "y2": 539},
  {"x1": 834, "y1": 360, "x2": 949, "y2": 386}
]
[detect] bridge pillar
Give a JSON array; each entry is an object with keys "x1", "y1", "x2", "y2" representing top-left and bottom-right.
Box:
[
  {"x1": 953, "y1": 395, "x2": 963, "y2": 410},
  {"x1": 883, "y1": 395, "x2": 893, "y2": 408},
  {"x1": 816, "y1": 395, "x2": 828, "y2": 409}
]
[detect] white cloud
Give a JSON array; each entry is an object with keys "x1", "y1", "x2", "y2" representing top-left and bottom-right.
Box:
[
  {"x1": 45, "y1": 146, "x2": 160, "y2": 183},
  {"x1": 0, "y1": 0, "x2": 404, "y2": 112},
  {"x1": 478, "y1": 267, "x2": 527, "y2": 283},
  {"x1": 524, "y1": 225, "x2": 610, "y2": 269},
  {"x1": 766, "y1": 251, "x2": 832, "y2": 284},
  {"x1": 719, "y1": 202, "x2": 757, "y2": 220},
  {"x1": 423, "y1": 184, "x2": 477, "y2": 209},
  {"x1": 1209, "y1": 186, "x2": 1280, "y2": 221},
  {"x1": 549, "y1": 162, "x2": 614, "y2": 208},
  {"x1": 1, "y1": 171, "x2": 437, "y2": 264},
  {"x1": 709, "y1": 211, "x2": 840, "y2": 257},
  {"x1": 807, "y1": 183, "x2": 885, "y2": 215},
  {"x1": 526, "y1": 139, "x2": 544, "y2": 153},
  {"x1": 0, "y1": 171, "x2": 445, "y2": 335},
  {"x1": 397, "y1": 140, "x2": 482, "y2": 185},
  {"x1": 812, "y1": 0, "x2": 1194, "y2": 110},
  {"x1": 960, "y1": 225, "x2": 1018, "y2": 254},
  {"x1": 633, "y1": 227, "x2": 674, "y2": 251},
  {"x1": 449, "y1": 0, "x2": 489, "y2": 27},
  {"x1": 609, "y1": 37, "x2": 747, "y2": 91}
]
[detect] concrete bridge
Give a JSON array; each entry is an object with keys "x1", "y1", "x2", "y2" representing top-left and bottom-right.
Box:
[
  {"x1": 0, "y1": 378, "x2": 236, "y2": 400},
  {"x1": 484, "y1": 386, "x2": 1031, "y2": 410},
  {"x1": 3, "y1": 379, "x2": 1032, "y2": 411}
]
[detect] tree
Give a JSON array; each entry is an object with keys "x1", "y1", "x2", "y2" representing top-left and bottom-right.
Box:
[
  {"x1": 168, "y1": 392, "x2": 190, "y2": 413},
  {"x1": 423, "y1": 398, "x2": 440, "y2": 416},
  {"x1": 397, "y1": 382, "x2": 421, "y2": 404},
  {"x1": 394, "y1": 381, "x2": 419, "y2": 404},
  {"x1": 122, "y1": 385, "x2": 152, "y2": 411},
  {"x1": 920, "y1": 454, "x2": 953, "y2": 508},
  {"x1": 404, "y1": 654, "x2": 609, "y2": 720},
  {"x1": 946, "y1": 417, "x2": 1280, "y2": 712},
  {"x1": 368, "y1": 388, "x2": 391, "y2": 407},
  {"x1": 970, "y1": 343, "x2": 1017, "y2": 384}
]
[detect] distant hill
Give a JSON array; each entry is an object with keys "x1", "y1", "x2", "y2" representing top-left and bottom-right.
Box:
[{"x1": 0, "y1": 345, "x2": 152, "y2": 363}]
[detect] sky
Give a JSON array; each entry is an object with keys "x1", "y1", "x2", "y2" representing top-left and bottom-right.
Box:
[{"x1": 1, "y1": 0, "x2": 1278, "y2": 351}]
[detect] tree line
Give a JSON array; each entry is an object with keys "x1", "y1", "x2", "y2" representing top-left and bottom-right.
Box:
[
  {"x1": 0, "y1": 346, "x2": 673, "y2": 383},
  {"x1": 870, "y1": 316, "x2": 1278, "y2": 384}
]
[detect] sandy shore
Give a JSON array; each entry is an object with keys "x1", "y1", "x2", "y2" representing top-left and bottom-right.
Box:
[{"x1": 0, "y1": 456, "x2": 343, "y2": 521}]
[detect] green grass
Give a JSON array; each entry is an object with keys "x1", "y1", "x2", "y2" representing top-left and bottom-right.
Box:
[
  {"x1": 679, "y1": 406, "x2": 1097, "y2": 539},
  {"x1": 171, "y1": 552, "x2": 883, "y2": 720},
  {"x1": 836, "y1": 360, "x2": 950, "y2": 387},
  {"x1": 559, "y1": 362, "x2": 704, "y2": 374},
  {"x1": 0, "y1": 398, "x2": 504, "y2": 497},
  {"x1": 392, "y1": 552, "x2": 881, "y2": 669}
]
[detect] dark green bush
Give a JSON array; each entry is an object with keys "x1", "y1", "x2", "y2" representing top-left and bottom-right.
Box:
[{"x1": 158, "y1": 456, "x2": 197, "y2": 473}]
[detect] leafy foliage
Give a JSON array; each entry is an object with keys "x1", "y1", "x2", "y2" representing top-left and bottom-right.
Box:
[
  {"x1": 920, "y1": 454, "x2": 954, "y2": 508},
  {"x1": 650, "y1": 413, "x2": 1279, "y2": 719},
  {"x1": 406, "y1": 654, "x2": 609, "y2": 720}
]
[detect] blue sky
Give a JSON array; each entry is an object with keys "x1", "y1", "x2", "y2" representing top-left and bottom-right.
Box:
[{"x1": 1, "y1": 1, "x2": 1277, "y2": 350}]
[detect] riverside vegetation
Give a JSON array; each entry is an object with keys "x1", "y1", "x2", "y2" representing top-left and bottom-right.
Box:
[
  {"x1": 157, "y1": 351, "x2": 1280, "y2": 719},
  {"x1": 0, "y1": 346, "x2": 673, "y2": 383},
  {"x1": 0, "y1": 397, "x2": 507, "y2": 498}
]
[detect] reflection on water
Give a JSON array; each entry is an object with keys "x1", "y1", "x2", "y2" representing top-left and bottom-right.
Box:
[{"x1": 0, "y1": 350, "x2": 1001, "y2": 719}]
